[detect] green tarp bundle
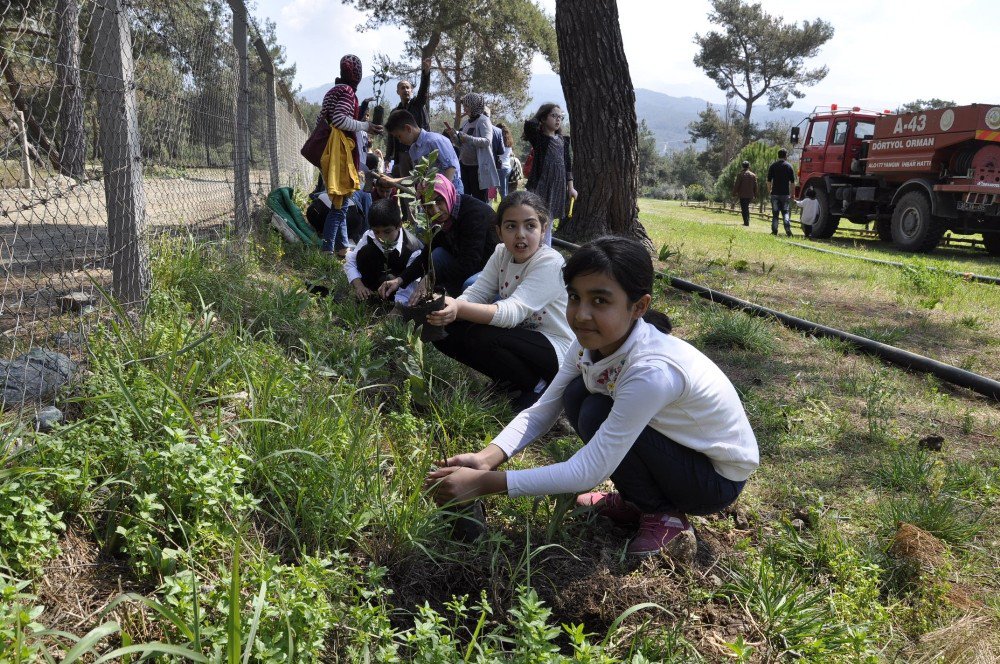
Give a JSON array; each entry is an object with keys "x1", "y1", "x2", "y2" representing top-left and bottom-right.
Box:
[{"x1": 266, "y1": 187, "x2": 321, "y2": 247}]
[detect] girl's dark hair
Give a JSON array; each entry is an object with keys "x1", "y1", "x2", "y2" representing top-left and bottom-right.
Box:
[
  {"x1": 495, "y1": 190, "x2": 549, "y2": 228},
  {"x1": 498, "y1": 123, "x2": 514, "y2": 148},
  {"x1": 562, "y1": 236, "x2": 672, "y2": 334},
  {"x1": 523, "y1": 102, "x2": 562, "y2": 139},
  {"x1": 806, "y1": 187, "x2": 816, "y2": 199}
]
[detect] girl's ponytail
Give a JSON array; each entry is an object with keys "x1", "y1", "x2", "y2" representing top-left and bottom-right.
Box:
[
  {"x1": 563, "y1": 236, "x2": 672, "y2": 334},
  {"x1": 643, "y1": 310, "x2": 673, "y2": 334}
]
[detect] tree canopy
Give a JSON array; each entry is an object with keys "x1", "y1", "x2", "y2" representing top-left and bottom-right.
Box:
[
  {"x1": 693, "y1": 0, "x2": 833, "y2": 126},
  {"x1": 897, "y1": 98, "x2": 956, "y2": 113},
  {"x1": 344, "y1": 0, "x2": 557, "y2": 119}
]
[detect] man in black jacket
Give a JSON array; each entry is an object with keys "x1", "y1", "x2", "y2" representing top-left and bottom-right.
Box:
[
  {"x1": 386, "y1": 58, "x2": 432, "y2": 178},
  {"x1": 767, "y1": 149, "x2": 796, "y2": 236}
]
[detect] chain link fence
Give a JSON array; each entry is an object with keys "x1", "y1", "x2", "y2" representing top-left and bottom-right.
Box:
[{"x1": 1, "y1": 0, "x2": 313, "y2": 410}]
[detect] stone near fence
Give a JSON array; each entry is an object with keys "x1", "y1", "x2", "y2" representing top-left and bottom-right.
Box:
[
  {"x1": 1, "y1": 349, "x2": 77, "y2": 409},
  {"x1": 51, "y1": 332, "x2": 86, "y2": 348},
  {"x1": 35, "y1": 406, "x2": 64, "y2": 432},
  {"x1": 58, "y1": 291, "x2": 96, "y2": 313}
]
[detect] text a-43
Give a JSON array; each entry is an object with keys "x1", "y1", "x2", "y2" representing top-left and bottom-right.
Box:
[{"x1": 894, "y1": 114, "x2": 927, "y2": 134}]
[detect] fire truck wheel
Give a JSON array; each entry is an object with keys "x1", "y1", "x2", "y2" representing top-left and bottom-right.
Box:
[
  {"x1": 890, "y1": 191, "x2": 945, "y2": 253},
  {"x1": 875, "y1": 219, "x2": 893, "y2": 242},
  {"x1": 983, "y1": 233, "x2": 1000, "y2": 256},
  {"x1": 810, "y1": 188, "x2": 840, "y2": 239}
]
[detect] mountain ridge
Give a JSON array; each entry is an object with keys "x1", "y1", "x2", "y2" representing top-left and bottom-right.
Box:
[{"x1": 300, "y1": 74, "x2": 807, "y2": 153}]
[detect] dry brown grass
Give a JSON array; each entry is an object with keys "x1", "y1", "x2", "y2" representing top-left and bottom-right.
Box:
[
  {"x1": 36, "y1": 524, "x2": 151, "y2": 637},
  {"x1": 889, "y1": 522, "x2": 950, "y2": 574},
  {"x1": 902, "y1": 614, "x2": 999, "y2": 663}
]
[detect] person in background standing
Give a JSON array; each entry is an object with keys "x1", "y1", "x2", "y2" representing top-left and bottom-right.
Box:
[
  {"x1": 732, "y1": 160, "x2": 758, "y2": 227},
  {"x1": 319, "y1": 54, "x2": 383, "y2": 257},
  {"x1": 794, "y1": 187, "x2": 819, "y2": 238},
  {"x1": 766, "y1": 149, "x2": 796, "y2": 237},
  {"x1": 444, "y1": 93, "x2": 500, "y2": 202},
  {"x1": 496, "y1": 124, "x2": 514, "y2": 201},
  {"x1": 523, "y1": 103, "x2": 576, "y2": 246},
  {"x1": 386, "y1": 58, "x2": 432, "y2": 179}
]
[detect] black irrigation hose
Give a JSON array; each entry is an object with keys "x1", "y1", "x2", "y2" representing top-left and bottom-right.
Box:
[
  {"x1": 551, "y1": 237, "x2": 1000, "y2": 401},
  {"x1": 784, "y1": 241, "x2": 1000, "y2": 286}
]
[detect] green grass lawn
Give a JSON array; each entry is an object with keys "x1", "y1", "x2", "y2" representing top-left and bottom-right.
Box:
[
  {"x1": 2, "y1": 227, "x2": 998, "y2": 662},
  {"x1": 638, "y1": 199, "x2": 1000, "y2": 378}
]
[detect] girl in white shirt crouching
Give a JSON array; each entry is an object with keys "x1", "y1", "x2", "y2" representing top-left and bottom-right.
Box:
[
  {"x1": 426, "y1": 236, "x2": 759, "y2": 556},
  {"x1": 426, "y1": 191, "x2": 574, "y2": 411}
]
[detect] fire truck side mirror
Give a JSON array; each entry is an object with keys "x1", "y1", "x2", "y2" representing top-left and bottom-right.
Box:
[{"x1": 789, "y1": 127, "x2": 800, "y2": 145}]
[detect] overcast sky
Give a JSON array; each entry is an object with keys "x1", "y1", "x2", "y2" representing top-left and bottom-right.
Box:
[{"x1": 254, "y1": 0, "x2": 998, "y2": 112}]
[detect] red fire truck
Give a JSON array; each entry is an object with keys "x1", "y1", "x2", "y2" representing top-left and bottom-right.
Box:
[{"x1": 789, "y1": 103, "x2": 1000, "y2": 254}]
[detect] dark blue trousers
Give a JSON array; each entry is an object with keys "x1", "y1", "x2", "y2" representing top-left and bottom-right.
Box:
[{"x1": 563, "y1": 376, "x2": 745, "y2": 515}]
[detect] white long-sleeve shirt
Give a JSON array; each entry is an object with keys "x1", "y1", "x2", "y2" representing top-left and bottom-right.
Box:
[
  {"x1": 795, "y1": 197, "x2": 820, "y2": 225},
  {"x1": 493, "y1": 319, "x2": 759, "y2": 497},
  {"x1": 344, "y1": 229, "x2": 422, "y2": 305},
  {"x1": 458, "y1": 244, "x2": 574, "y2": 362}
]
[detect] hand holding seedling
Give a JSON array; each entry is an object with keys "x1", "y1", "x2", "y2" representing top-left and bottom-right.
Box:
[
  {"x1": 408, "y1": 280, "x2": 429, "y2": 306},
  {"x1": 378, "y1": 277, "x2": 402, "y2": 299},
  {"x1": 426, "y1": 296, "x2": 458, "y2": 326},
  {"x1": 424, "y1": 445, "x2": 508, "y2": 504},
  {"x1": 442, "y1": 451, "x2": 494, "y2": 470},
  {"x1": 424, "y1": 466, "x2": 485, "y2": 504}
]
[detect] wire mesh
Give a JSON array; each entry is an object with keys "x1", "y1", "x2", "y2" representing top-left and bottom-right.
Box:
[{"x1": 1, "y1": 0, "x2": 313, "y2": 410}]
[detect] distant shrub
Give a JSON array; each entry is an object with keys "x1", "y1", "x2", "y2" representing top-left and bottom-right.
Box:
[{"x1": 685, "y1": 183, "x2": 708, "y2": 201}]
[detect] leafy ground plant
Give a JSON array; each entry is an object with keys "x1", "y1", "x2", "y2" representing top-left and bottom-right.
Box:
[{"x1": 5, "y1": 213, "x2": 999, "y2": 661}]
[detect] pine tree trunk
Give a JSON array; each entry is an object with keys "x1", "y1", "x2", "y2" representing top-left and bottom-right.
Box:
[
  {"x1": 56, "y1": 0, "x2": 86, "y2": 180},
  {"x1": 554, "y1": 0, "x2": 650, "y2": 249}
]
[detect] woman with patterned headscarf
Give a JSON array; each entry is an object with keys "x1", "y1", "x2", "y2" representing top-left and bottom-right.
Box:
[
  {"x1": 444, "y1": 92, "x2": 500, "y2": 202},
  {"x1": 318, "y1": 54, "x2": 384, "y2": 257}
]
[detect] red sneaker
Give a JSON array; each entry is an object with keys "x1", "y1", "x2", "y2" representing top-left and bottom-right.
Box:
[
  {"x1": 575, "y1": 491, "x2": 642, "y2": 524},
  {"x1": 628, "y1": 512, "x2": 695, "y2": 557}
]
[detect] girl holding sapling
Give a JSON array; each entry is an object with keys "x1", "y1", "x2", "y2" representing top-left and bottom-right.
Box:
[
  {"x1": 426, "y1": 236, "x2": 758, "y2": 556},
  {"x1": 426, "y1": 190, "x2": 574, "y2": 412}
]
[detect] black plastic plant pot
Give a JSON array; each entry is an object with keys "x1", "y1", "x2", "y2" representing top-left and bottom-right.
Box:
[
  {"x1": 403, "y1": 293, "x2": 447, "y2": 342},
  {"x1": 450, "y1": 500, "x2": 486, "y2": 543},
  {"x1": 372, "y1": 105, "x2": 385, "y2": 127}
]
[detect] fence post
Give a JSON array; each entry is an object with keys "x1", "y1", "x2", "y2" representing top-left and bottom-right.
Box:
[
  {"x1": 16, "y1": 111, "x2": 33, "y2": 188},
  {"x1": 252, "y1": 37, "x2": 280, "y2": 192},
  {"x1": 228, "y1": 0, "x2": 251, "y2": 233},
  {"x1": 92, "y1": 0, "x2": 150, "y2": 310}
]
